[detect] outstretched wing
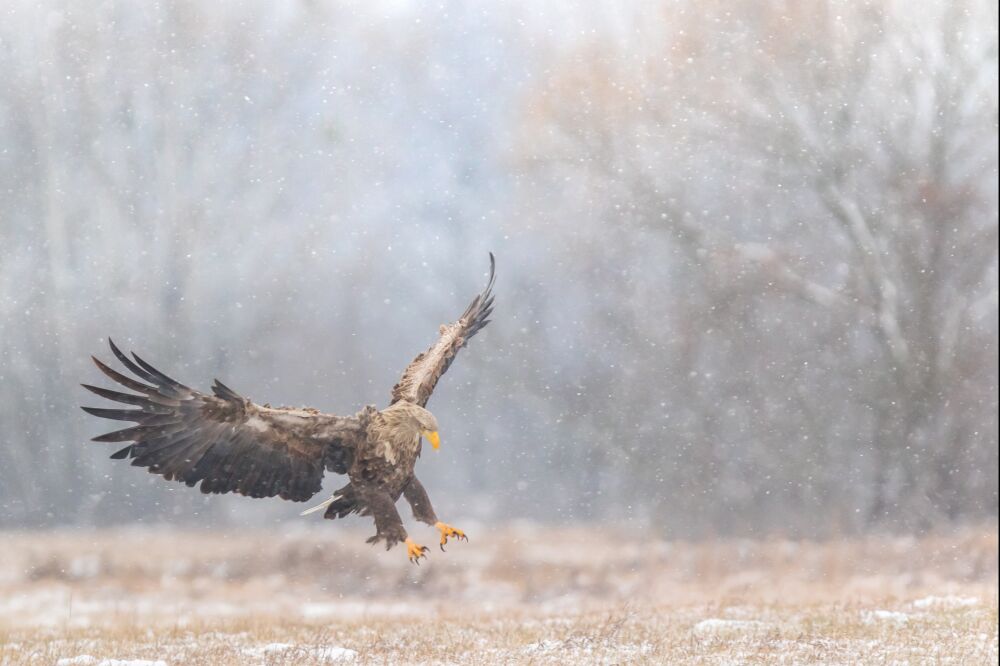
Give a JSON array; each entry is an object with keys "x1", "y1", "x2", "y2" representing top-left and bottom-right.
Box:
[
  {"x1": 391, "y1": 253, "x2": 496, "y2": 407},
  {"x1": 82, "y1": 340, "x2": 364, "y2": 502}
]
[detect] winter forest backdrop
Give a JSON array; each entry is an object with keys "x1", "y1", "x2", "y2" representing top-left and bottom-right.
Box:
[{"x1": 1, "y1": 0, "x2": 997, "y2": 538}]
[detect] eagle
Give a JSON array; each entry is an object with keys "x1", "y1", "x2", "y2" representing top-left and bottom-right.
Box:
[{"x1": 82, "y1": 254, "x2": 496, "y2": 563}]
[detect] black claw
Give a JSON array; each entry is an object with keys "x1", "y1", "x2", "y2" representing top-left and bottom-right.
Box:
[{"x1": 440, "y1": 543, "x2": 447, "y2": 552}]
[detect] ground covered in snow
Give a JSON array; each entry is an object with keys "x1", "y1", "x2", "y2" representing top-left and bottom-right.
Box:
[{"x1": 0, "y1": 525, "x2": 996, "y2": 664}]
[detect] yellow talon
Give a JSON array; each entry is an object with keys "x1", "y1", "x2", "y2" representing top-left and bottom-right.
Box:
[
  {"x1": 405, "y1": 537, "x2": 428, "y2": 564},
  {"x1": 435, "y1": 522, "x2": 468, "y2": 551}
]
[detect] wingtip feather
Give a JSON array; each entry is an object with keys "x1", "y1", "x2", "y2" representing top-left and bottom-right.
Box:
[{"x1": 109, "y1": 445, "x2": 133, "y2": 459}]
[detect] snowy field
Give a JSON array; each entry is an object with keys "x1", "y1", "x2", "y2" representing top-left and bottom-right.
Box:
[{"x1": 0, "y1": 525, "x2": 996, "y2": 665}]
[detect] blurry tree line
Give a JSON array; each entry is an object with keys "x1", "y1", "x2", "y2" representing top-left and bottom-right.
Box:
[
  {"x1": 512, "y1": 0, "x2": 998, "y2": 535},
  {"x1": 0, "y1": 0, "x2": 996, "y2": 537}
]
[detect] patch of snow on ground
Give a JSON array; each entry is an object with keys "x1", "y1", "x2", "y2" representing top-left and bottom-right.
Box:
[
  {"x1": 522, "y1": 639, "x2": 564, "y2": 653},
  {"x1": 56, "y1": 658, "x2": 167, "y2": 666},
  {"x1": 243, "y1": 643, "x2": 357, "y2": 662},
  {"x1": 311, "y1": 646, "x2": 358, "y2": 662},
  {"x1": 912, "y1": 595, "x2": 979, "y2": 609},
  {"x1": 521, "y1": 638, "x2": 652, "y2": 658},
  {"x1": 692, "y1": 619, "x2": 770, "y2": 636},
  {"x1": 242, "y1": 643, "x2": 295, "y2": 656},
  {"x1": 861, "y1": 610, "x2": 910, "y2": 624}
]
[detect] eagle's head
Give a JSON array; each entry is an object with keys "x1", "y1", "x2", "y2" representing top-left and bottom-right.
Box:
[{"x1": 383, "y1": 401, "x2": 441, "y2": 450}]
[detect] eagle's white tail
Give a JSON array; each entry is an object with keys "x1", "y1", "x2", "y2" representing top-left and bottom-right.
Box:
[{"x1": 300, "y1": 495, "x2": 337, "y2": 516}]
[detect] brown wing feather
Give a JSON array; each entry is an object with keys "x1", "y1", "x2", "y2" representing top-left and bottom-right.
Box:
[
  {"x1": 82, "y1": 339, "x2": 363, "y2": 502},
  {"x1": 391, "y1": 253, "x2": 495, "y2": 407}
]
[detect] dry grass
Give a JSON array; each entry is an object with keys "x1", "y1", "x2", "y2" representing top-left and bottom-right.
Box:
[{"x1": 0, "y1": 524, "x2": 996, "y2": 664}]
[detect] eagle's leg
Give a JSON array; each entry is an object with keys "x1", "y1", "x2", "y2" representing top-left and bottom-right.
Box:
[
  {"x1": 360, "y1": 485, "x2": 427, "y2": 563},
  {"x1": 403, "y1": 476, "x2": 438, "y2": 524},
  {"x1": 404, "y1": 477, "x2": 467, "y2": 551}
]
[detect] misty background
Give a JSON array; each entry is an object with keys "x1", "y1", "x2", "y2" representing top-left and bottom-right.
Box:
[{"x1": 0, "y1": 0, "x2": 996, "y2": 539}]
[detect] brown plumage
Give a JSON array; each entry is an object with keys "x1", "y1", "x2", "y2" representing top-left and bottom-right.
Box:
[{"x1": 82, "y1": 254, "x2": 495, "y2": 562}]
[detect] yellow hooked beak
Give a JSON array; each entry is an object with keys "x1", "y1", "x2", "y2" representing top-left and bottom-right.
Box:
[{"x1": 422, "y1": 430, "x2": 441, "y2": 450}]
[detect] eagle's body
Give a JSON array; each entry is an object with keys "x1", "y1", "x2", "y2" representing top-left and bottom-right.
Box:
[{"x1": 82, "y1": 255, "x2": 495, "y2": 562}]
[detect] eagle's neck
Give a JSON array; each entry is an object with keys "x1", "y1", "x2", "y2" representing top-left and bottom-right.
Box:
[{"x1": 369, "y1": 412, "x2": 421, "y2": 466}]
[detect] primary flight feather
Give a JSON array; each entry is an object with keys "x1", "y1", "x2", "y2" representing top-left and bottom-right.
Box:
[{"x1": 82, "y1": 254, "x2": 496, "y2": 563}]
